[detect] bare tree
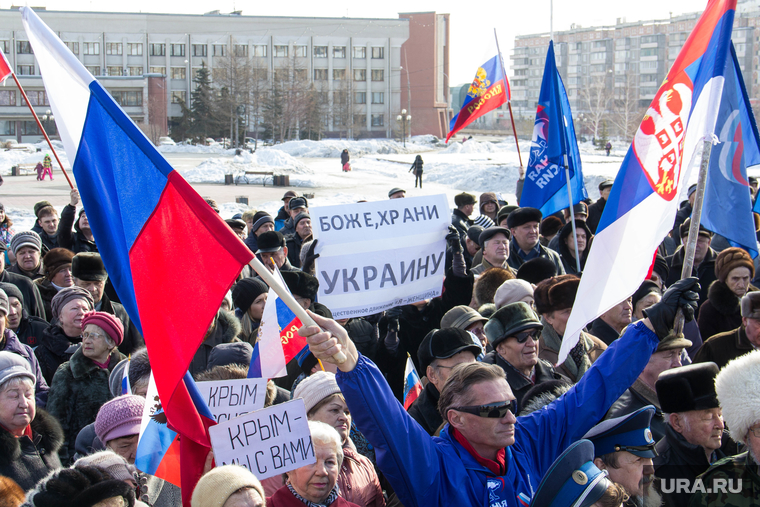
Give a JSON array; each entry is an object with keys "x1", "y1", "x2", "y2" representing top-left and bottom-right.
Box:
[
  {"x1": 578, "y1": 74, "x2": 612, "y2": 141},
  {"x1": 214, "y1": 39, "x2": 252, "y2": 147},
  {"x1": 610, "y1": 72, "x2": 644, "y2": 141}
]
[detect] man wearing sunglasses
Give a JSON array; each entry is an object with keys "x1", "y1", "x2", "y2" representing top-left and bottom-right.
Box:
[
  {"x1": 482, "y1": 302, "x2": 566, "y2": 413},
  {"x1": 301, "y1": 278, "x2": 699, "y2": 507}
]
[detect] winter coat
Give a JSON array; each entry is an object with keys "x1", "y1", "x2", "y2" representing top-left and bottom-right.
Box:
[
  {"x1": 451, "y1": 208, "x2": 472, "y2": 250},
  {"x1": 33, "y1": 278, "x2": 58, "y2": 322},
  {"x1": 470, "y1": 256, "x2": 510, "y2": 276},
  {"x1": 244, "y1": 232, "x2": 259, "y2": 253},
  {"x1": 589, "y1": 318, "x2": 621, "y2": 346},
  {"x1": 607, "y1": 378, "x2": 667, "y2": 442},
  {"x1": 2, "y1": 329, "x2": 49, "y2": 408},
  {"x1": 671, "y1": 201, "x2": 692, "y2": 244},
  {"x1": 482, "y1": 351, "x2": 567, "y2": 414},
  {"x1": 57, "y1": 204, "x2": 97, "y2": 254},
  {"x1": 341, "y1": 151, "x2": 350, "y2": 165},
  {"x1": 688, "y1": 452, "x2": 760, "y2": 507},
  {"x1": 556, "y1": 221, "x2": 593, "y2": 276},
  {"x1": 0, "y1": 409, "x2": 63, "y2": 491},
  {"x1": 267, "y1": 486, "x2": 361, "y2": 507},
  {"x1": 0, "y1": 269, "x2": 45, "y2": 320},
  {"x1": 35, "y1": 324, "x2": 80, "y2": 385},
  {"x1": 188, "y1": 310, "x2": 242, "y2": 376},
  {"x1": 586, "y1": 197, "x2": 606, "y2": 234},
  {"x1": 338, "y1": 445, "x2": 385, "y2": 507},
  {"x1": 407, "y1": 381, "x2": 443, "y2": 436},
  {"x1": 7, "y1": 262, "x2": 44, "y2": 281},
  {"x1": 46, "y1": 346, "x2": 124, "y2": 464},
  {"x1": 409, "y1": 157, "x2": 423, "y2": 175},
  {"x1": 13, "y1": 312, "x2": 49, "y2": 349},
  {"x1": 538, "y1": 320, "x2": 607, "y2": 383},
  {"x1": 98, "y1": 293, "x2": 144, "y2": 355},
  {"x1": 693, "y1": 325, "x2": 754, "y2": 370},
  {"x1": 666, "y1": 246, "x2": 718, "y2": 308},
  {"x1": 507, "y1": 239, "x2": 566, "y2": 275},
  {"x1": 343, "y1": 318, "x2": 379, "y2": 363},
  {"x1": 697, "y1": 281, "x2": 755, "y2": 341},
  {"x1": 31, "y1": 222, "x2": 58, "y2": 254},
  {"x1": 279, "y1": 217, "x2": 296, "y2": 238},
  {"x1": 654, "y1": 424, "x2": 727, "y2": 507},
  {"x1": 337, "y1": 321, "x2": 660, "y2": 507}
]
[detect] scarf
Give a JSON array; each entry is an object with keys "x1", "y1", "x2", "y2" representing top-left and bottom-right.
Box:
[{"x1": 286, "y1": 482, "x2": 340, "y2": 507}]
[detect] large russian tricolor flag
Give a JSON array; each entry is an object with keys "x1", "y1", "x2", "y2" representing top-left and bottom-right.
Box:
[
  {"x1": 20, "y1": 7, "x2": 252, "y2": 502},
  {"x1": 558, "y1": 0, "x2": 736, "y2": 364}
]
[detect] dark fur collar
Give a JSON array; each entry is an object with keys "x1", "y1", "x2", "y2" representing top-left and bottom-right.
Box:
[
  {"x1": 0, "y1": 409, "x2": 63, "y2": 465},
  {"x1": 708, "y1": 280, "x2": 744, "y2": 317}
]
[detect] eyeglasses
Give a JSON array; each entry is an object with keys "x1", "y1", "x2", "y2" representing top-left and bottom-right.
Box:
[
  {"x1": 82, "y1": 331, "x2": 107, "y2": 341},
  {"x1": 749, "y1": 426, "x2": 760, "y2": 438},
  {"x1": 513, "y1": 329, "x2": 541, "y2": 344},
  {"x1": 452, "y1": 400, "x2": 517, "y2": 418}
]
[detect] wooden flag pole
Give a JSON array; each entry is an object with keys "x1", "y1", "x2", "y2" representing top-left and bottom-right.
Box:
[
  {"x1": 247, "y1": 256, "x2": 347, "y2": 365},
  {"x1": 494, "y1": 30, "x2": 524, "y2": 170},
  {"x1": 11, "y1": 73, "x2": 73, "y2": 188}
]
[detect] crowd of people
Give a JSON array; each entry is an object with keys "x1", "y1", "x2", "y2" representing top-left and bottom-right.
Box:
[{"x1": 1, "y1": 175, "x2": 760, "y2": 507}]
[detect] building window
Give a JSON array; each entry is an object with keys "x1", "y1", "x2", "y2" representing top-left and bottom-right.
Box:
[
  {"x1": 354, "y1": 69, "x2": 366, "y2": 81},
  {"x1": 253, "y1": 45, "x2": 267, "y2": 57},
  {"x1": 21, "y1": 121, "x2": 41, "y2": 135},
  {"x1": 355, "y1": 92, "x2": 366, "y2": 104},
  {"x1": 0, "y1": 120, "x2": 15, "y2": 135},
  {"x1": 171, "y1": 44, "x2": 185, "y2": 57},
  {"x1": 17, "y1": 65, "x2": 34, "y2": 75},
  {"x1": 371, "y1": 69, "x2": 384, "y2": 81},
  {"x1": 171, "y1": 67, "x2": 186, "y2": 80},
  {"x1": 171, "y1": 90, "x2": 187, "y2": 104},
  {"x1": 314, "y1": 69, "x2": 328, "y2": 80},
  {"x1": 640, "y1": 48, "x2": 658, "y2": 57},
  {"x1": 234, "y1": 44, "x2": 248, "y2": 57},
  {"x1": 16, "y1": 41, "x2": 33, "y2": 54},
  {"x1": 371, "y1": 47, "x2": 384, "y2": 59},
  {"x1": 333, "y1": 69, "x2": 346, "y2": 80},
  {"x1": 294, "y1": 46, "x2": 307, "y2": 57},
  {"x1": 371, "y1": 114, "x2": 384, "y2": 127},
  {"x1": 149, "y1": 66, "x2": 166, "y2": 76},
  {"x1": 192, "y1": 44, "x2": 207, "y2": 57},
  {"x1": 213, "y1": 44, "x2": 226, "y2": 57},
  {"x1": 333, "y1": 115, "x2": 347, "y2": 127},
  {"x1": 86, "y1": 66, "x2": 100, "y2": 75},
  {"x1": 274, "y1": 45, "x2": 288, "y2": 58},
  {"x1": 0, "y1": 41, "x2": 8, "y2": 54},
  {"x1": 333, "y1": 46, "x2": 346, "y2": 59},
  {"x1": 107, "y1": 66, "x2": 124, "y2": 76},
  {"x1": 212, "y1": 68, "x2": 226, "y2": 81},
  {"x1": 150, "y1": 43, "x2": 165, "y2": 56},
  {"x1": 641, "y1": 61, "x2": 658, "y2": 69},
  {"x1": 128, "y1": 66, "x2": 143, "y2": 76},
  {"x1": 23, "y1": 90, "x2": 47, "y2": 106},
  {"x1": 111, "y1": 90, "x2": 143, "y2": 106},
  {"x1": 314, "y1": 46, "x2": 327, "y2": 58},
  {"x1": 106, "y1": 43, "x2": 122, "y2": 55},
  {"x1": 65, "y1": 41, "x2": 79, "y2": 55},
  {"x1": 0, "y1": 90, "x2": 15, "y2": 106},
  {"x1": 353, "y1": 47, "x2": 366, "y2": 59},
  {"x1": 354, "y1": 114, "x2": 366, "y2": 125},
  {"x1": 273, "y1": 69, "x2": 288, "y2": 82},
  {"x1": 371, "y1": 92, "x2": 384, "y2": 104},
  {"x1": 128, "y1": 43, "x2": 143, "y2": 56},
  {"x1": 294, "y1": 69, "x2": 307, "y2": 81}
]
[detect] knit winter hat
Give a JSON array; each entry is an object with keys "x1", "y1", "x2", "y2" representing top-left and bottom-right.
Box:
[
  {"x1": 293, "y1": 212, "x2": 311, "y2": 229},
  {"x1": 74, "y1": 450, "x2": 138, "y2": 484},
  {"x1": 191, "y1": 465, "x2": 265, "y2": 507},
  {"x1": 494, "y1": 279, "x2": 534, "y2": 309},
  {"x1": 33, "y1": 200, "x2": 53, "y2": 218},
  {"x1": 0, "y1": 282, "x2": 22, "y2": 304},
  {"x1": 293, "y1": 371, "x2": 342, "y2": 414},
  {"x1": 251, "y1": 211, "x2": 273, "y2": 233},
  {"x1": 473, "y1": 214, "x2": 494, "y2": 229},
  {"x1": 82, "y1": 311, "x2": 125, "y2": 346},
  {"x1": 95, "y1": 394, "x2": 144, "y2": 444},
  {"x1": 540, "y1": 216, "x2": 563, "y2": 237},
  {"x1": 715, "y1": 247, "x2": 755, "y2": 283},
  {"x1": 51, "y1": 286, "x2": 94, "y2": 321},
  {"x1": 0, "y1": 288, "x2": 7, "y2": 316},
  {"x1": 10, "y1": 230, "x2": 42, "y2": 254},
  {"x1": 43, "y1": 248, "x2": 75, "y2": 279},
  {"x1": 0, "y1": 350, "x2": 35, "y2": 387},
  {"x1": 24, "y1": 466, "x2": 136, "y2": 507},
  {"x1": 715, "y1": 350, "x2": 760, "y2": 443},
  {"x1": 231, "y1": 278, "x2": 269, "y2": 312}
]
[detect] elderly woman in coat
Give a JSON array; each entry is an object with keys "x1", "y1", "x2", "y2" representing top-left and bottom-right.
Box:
[
  {"x1": 0, "y1": 351, "x2": 63, "y2": 491},
  {"x1": 47, "y1": 310, "x2": 125, "y2": 464}
]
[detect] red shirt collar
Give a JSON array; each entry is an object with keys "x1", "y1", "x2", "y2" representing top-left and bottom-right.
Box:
[{"x1": 451, "y1": 426, "x2": 506, "y2": 475}]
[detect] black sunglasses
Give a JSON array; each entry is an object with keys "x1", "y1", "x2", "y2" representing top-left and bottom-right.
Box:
[
  {"x1": 513, "y1": 328, "x2": 541, "y2": 343},
  {"x1": 452, "y1": 400, "x2": 517, "y2": 418}
]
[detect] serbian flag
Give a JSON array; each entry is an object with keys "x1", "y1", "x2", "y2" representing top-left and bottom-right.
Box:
[
  {"x1": 446, "y1": 54, "x2": 510, "y2": 142},
  {"x1": 558, "y1": 0, "x2": 736, "y2": 364},
  {"x1": 520, "y1": 41, "x2": 587, "y2": 216},
  {"x1": 703, "y1": 43, "x2": 760, "y2": 258},
  {"x1": 0, "y1": 48, "x2": 12, "y2": 84},
  {"x1": 403, "y1": 355, "x2": 422, "y2": 410},
  {"x1": 20, "y1": 7, "x2": 253, "y2": 503},
  {"x1": 248, "y1": 266, "x2": 306, "y2": 378}
]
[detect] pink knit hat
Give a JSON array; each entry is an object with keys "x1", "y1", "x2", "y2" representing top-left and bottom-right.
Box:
[
  {"x1": 95, "y1": 394, "x2": 144, "y2": 444},
  {"x1": 82, "y1": 311, "x2": 124, "y2": 346}
]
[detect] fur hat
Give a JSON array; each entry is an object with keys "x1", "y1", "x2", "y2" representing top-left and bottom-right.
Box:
[
  {"x1": 474, "y1": 267, "x2": 514, "y2": 306},
  {"x1": 506, "y1": 207, "x2": 542, "y2": 229},
  {"x1": 82, "y1": 311, "x2": 124, "y2": 346},
  {"x1": 715, "y1": 350, "x2": 760, "y2": 443},
  {"x1": 519, "y1": 379, "x2": 572, "y2": 416},
  {"x1": 656, "y1": 362, "x2": 720, "y2": 414},
  {"x1": 24, "y1": 466, "x2": 135, "y2": 507},
  {"x1": 192, "y1": 465, "x2": 265, "y2": 507},
  {"x1": 256, "y1": 231, "x2": 285, "y2": 254},
  {"x1": 516, "y1": 257, "x2": 557, "y2": 285},
  {"x1": 72, "y1": 252, "x2": 108, "y2": 281},
  {"x1": 281, "y1": 270, "x2": 319, "y2": 302},
  {"x1": 43, "y1": 248, "x2": 75, "y2": 280},
  {"x1": 540, "y1": 216, "x2": 563, "y2": 237},
  {"x1": 494, "y1": 279, "x2": 534, "y2": 309},
  {"x1": 454, "y1": 192, "x2": 476, "y2": 207},
  {"x1": 204, "y1": 198, "x2": 220, "y2": 213},
  {"x1": 231, "y1": 278, "x2": 269, "y2": 312},
  {"x1": 741, "y1": 292, "x2": 760, "y2": 319},
  {"x1": 293, "y1": 371, "x2": 341, "y2": 414},
  {"x1": 484, "y1": 302, "x2": 542, "y2": 348},
  {"x1": 534, "y1": 275, "x2": 580, "y2": 315},
  {"x1": 632, "y1": 280, "x2": 661, "y2": 314},
  {"x1": 10, "y1": 231, "x2": 42, "y2": 254},
  {"x1": 715, "y1": 247, "x2": 755, "y2": 283}
]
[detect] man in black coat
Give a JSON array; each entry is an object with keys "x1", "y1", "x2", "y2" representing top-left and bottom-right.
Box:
[
  {"x1": 0, "y1": 244, "x2": 45, "y2": 320},
  {"x1": 586, "y1": 179, "x2": 613, "y2": 234},
  {"x1": 285, "y1": 213, "x2": 312, "y2": 269},
  {"x1": 57, "y1": 189, "x2": 97, "y2": 254},
  {"x1": 30, "y1": 200, "x2": 60, "y2": 254},
  {"x1": 451, "y1": 192, "x2": 476, "y2": 250},
  {"x1": 506, "y1": 207, "x2": 565, "y2": 275},
  {"x1": 666, "y1": 218, "x2": 717, "y2": 308}
]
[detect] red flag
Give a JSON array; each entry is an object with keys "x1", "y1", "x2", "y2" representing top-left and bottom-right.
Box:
[{"x1": 0, "y1": 50, "x2": 13, "y2": 83}]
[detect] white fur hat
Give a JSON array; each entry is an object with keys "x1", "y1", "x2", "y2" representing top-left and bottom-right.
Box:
[{"x1": 715, "y1": 350, "x2": 760, "y2": 443}]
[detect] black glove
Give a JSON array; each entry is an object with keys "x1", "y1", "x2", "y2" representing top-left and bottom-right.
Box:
[
  {"x1": 302, "y1": 239, "x2": 320, "y2": 272},
  {"x1": 446, "y1": 225, "x2": 462, "y2": 254},
  {"x1": 643, "y1": 277, "x2": 700, "y2": 340},
  {"x1": 385, "y1": 306, "x2": 404, "y2": 320}
]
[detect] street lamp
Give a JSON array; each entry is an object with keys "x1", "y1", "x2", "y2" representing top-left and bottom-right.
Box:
[
  {"x1": 40, "y1": 109, "x2": 54, "y2": 137},
  {"x1": 396, "y1": 109, "x2": 411, "y2": 147}
]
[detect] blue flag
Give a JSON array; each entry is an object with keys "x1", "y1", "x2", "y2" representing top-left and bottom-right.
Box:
[
  {"x1": 704, "y1": 42, "x2": 759, "y2": 258},
  {"x1": 520, "y1": 41, "x2": 587, "y2": 216}
]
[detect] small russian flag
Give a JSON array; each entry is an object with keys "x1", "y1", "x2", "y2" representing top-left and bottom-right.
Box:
[
  {"x1": 121, "y1": 355, "x2": 131, "y2": 395},
  {"x1": 403, "y1": 354, "x2": 422, "y2": 410}
]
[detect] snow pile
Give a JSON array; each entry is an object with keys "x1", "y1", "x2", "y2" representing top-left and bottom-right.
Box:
[
  {"x1": 181, "y1": 149, "x2": 315, "y2": 185},
  {"x1": 269, "y1": 138, "x2": 433, "y2": 158},
  {"x1": 441, "y1": 139, "x2": 513, "y2": 154},
  {"x1": 157, "y1": 144, "x2": 227, "y2": 154},
  {"x1": 0, "y1": 147, "x2": 73, "y2": 175}
]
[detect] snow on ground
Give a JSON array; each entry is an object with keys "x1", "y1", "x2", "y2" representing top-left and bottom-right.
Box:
[
  {"x1": 181, "y1": 148, "x2": 314, "y2": 185},
  {"x1": 268, "y1": 137, "x2": 437, "y2": 158},
  {"x1": 0, "y1": 140, "x2": 72, "y2": 175},
  {"x1": 157, "y1": 144, "x2": 229, "y2": 155}
]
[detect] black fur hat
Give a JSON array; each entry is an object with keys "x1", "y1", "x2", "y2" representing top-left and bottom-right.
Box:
[
  {"x1": 25, "y1": 466, "x2": 135, "y2": 507},
  {"x1": 516, "y1": 257, "x2": 557, "y2": 285},
  {"x1": 281, "y1": 270, "x2": 319, "y2": 301},
  {"x1": 71, "y1": 252, "x2": 108, "y2": 281}
]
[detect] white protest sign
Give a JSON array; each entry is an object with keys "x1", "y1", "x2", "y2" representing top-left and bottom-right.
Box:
[
  {"x1": 196, "y1": 378, "x2": 267, "y2": 422},
  {"x1": 311, "y1": 194, "x2": 450, "y2": 318},
  {"x1": 208, "y1": 399, "x2": 314, "y2": 480}
]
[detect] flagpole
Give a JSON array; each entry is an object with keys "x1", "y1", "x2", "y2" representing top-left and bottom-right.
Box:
[
  {"x1": 11, "y1": 73, "x2": 73, "y2": 189},
  {"x1": 564, "y1": 154, "x2": 582, "y2": 273},
  {"x1": 494, "y1": 30, "x2": 524, "y2": 170},
  {"x1": 673, "y1": 139, "x2": 712, "y2": 335},
  {"x1": 247, "y1": 256, "x2": 347, "y2": 364}
]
